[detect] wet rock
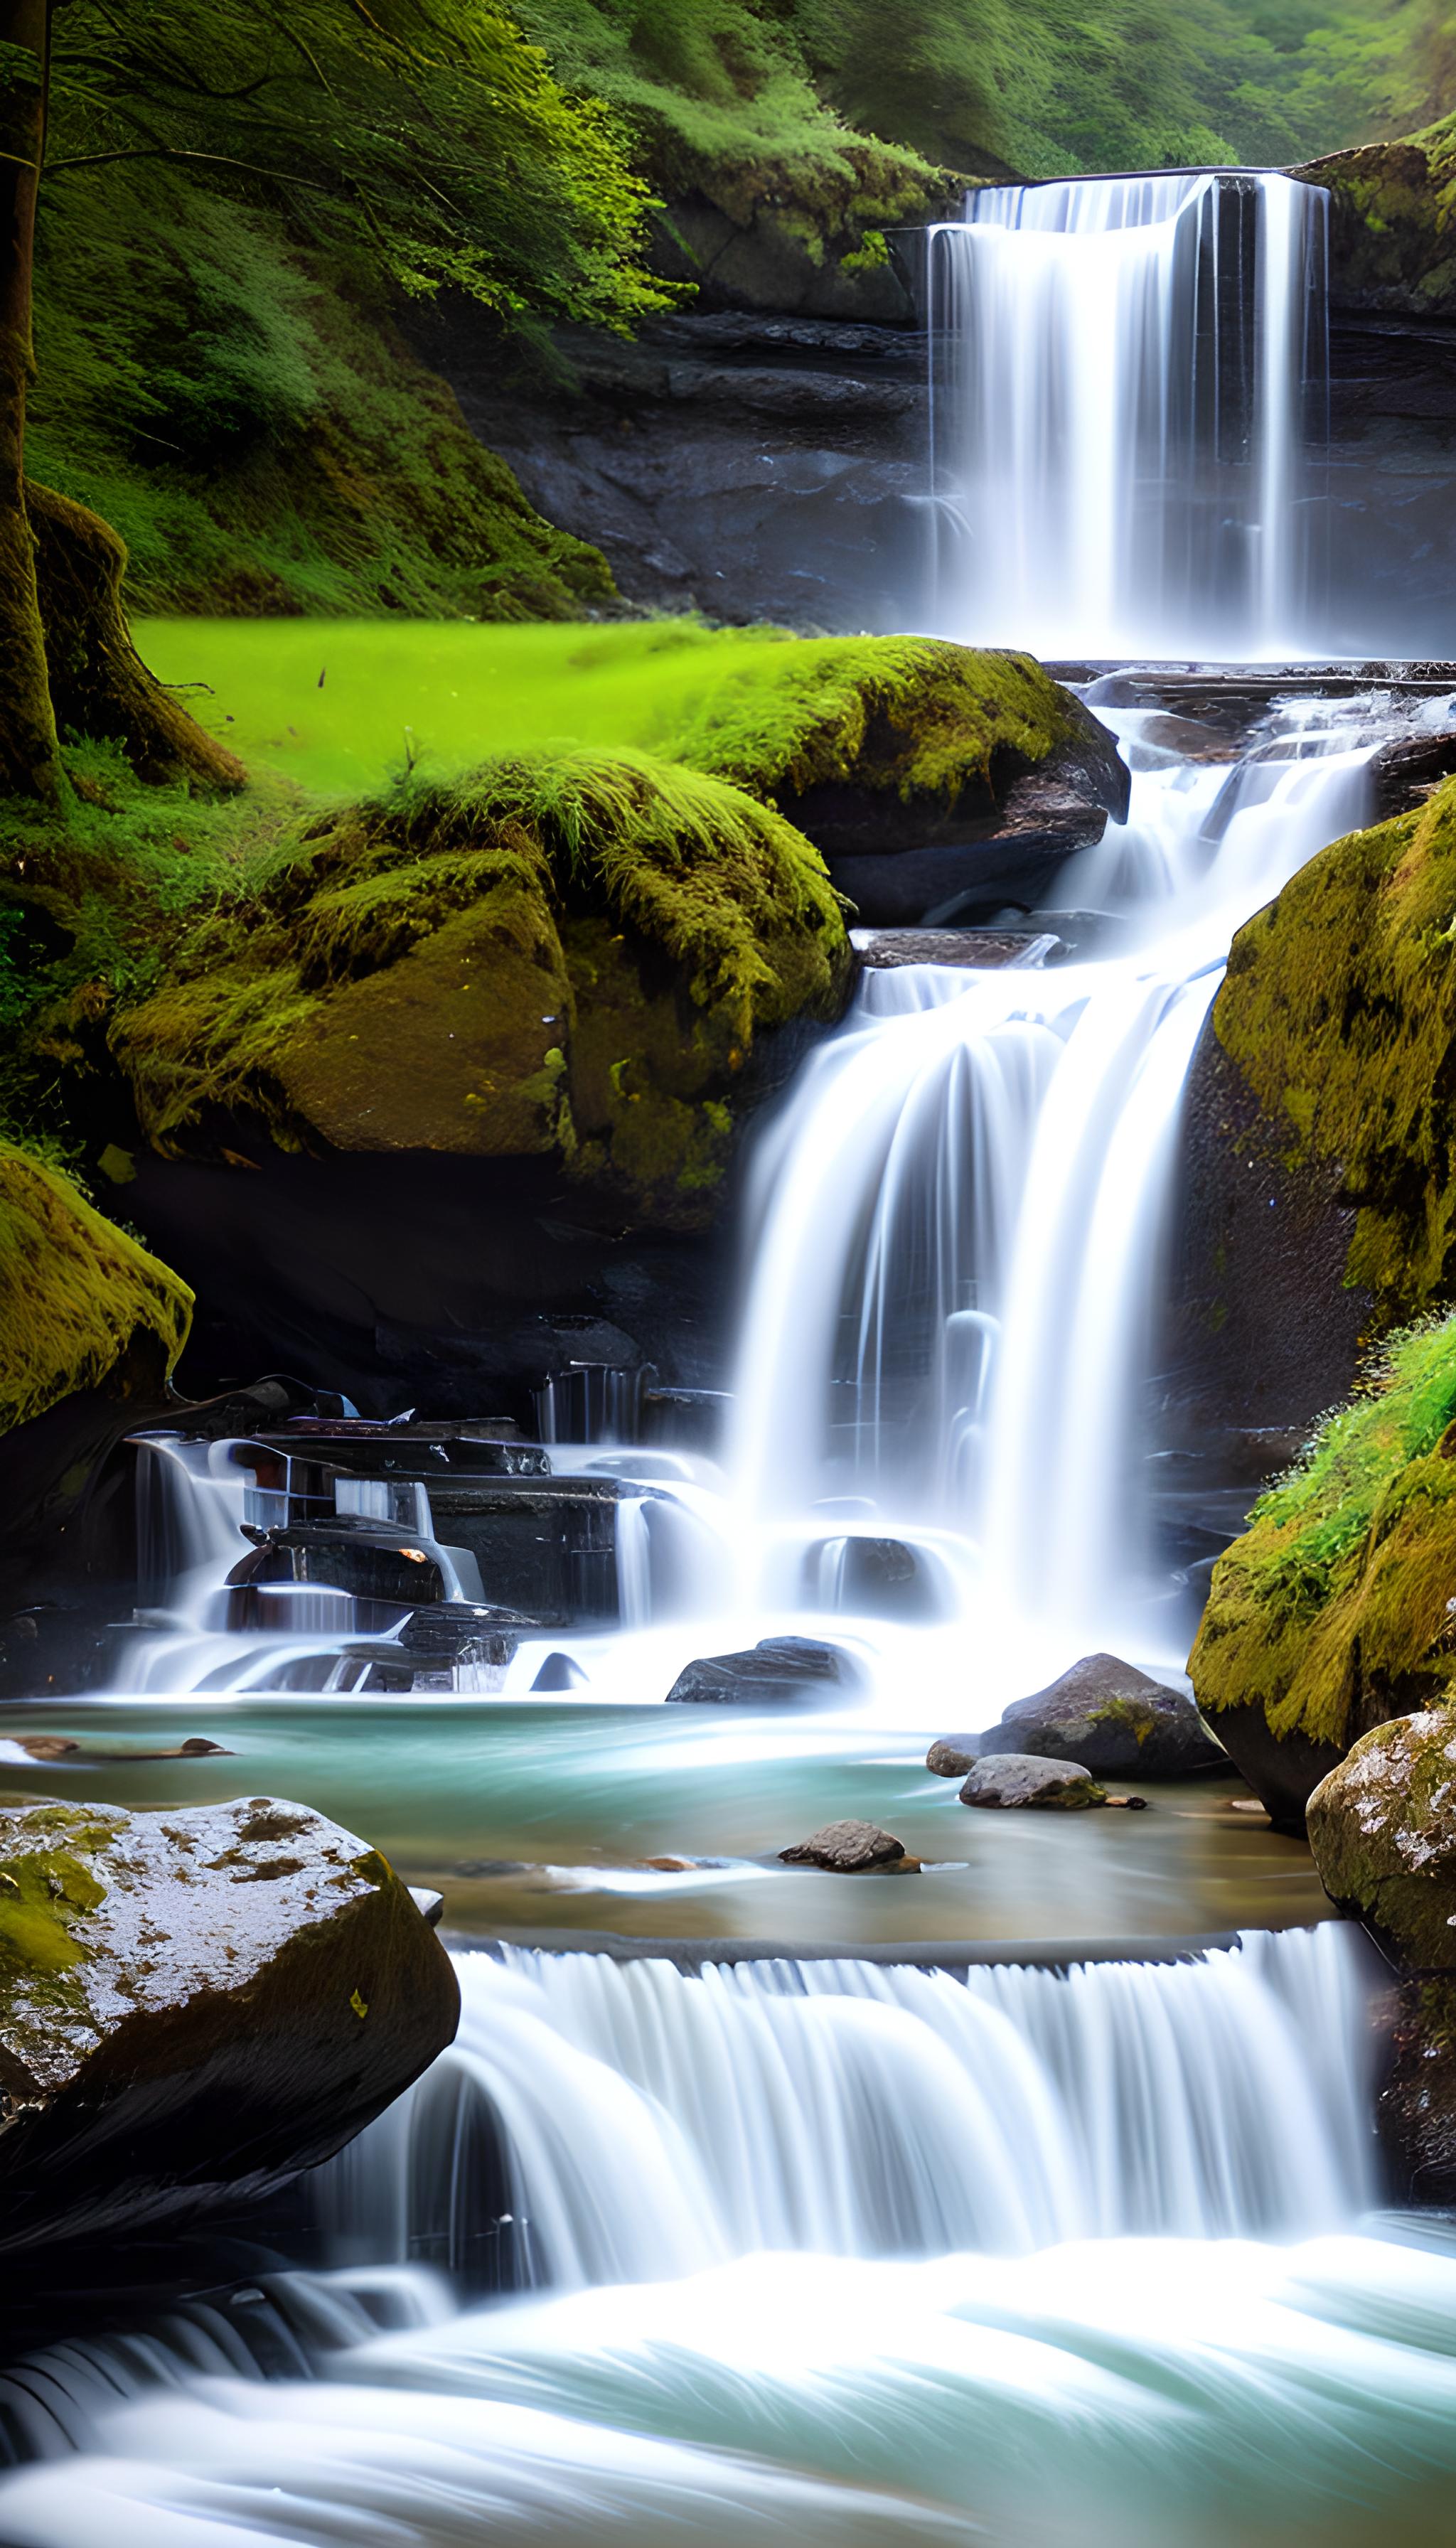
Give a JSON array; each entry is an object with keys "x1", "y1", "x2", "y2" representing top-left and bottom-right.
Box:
[
  {"x1": 958, "y1": 1754, "x2": 1106, "y2": 1811},
  {"x1": 926, "y1": 1736, "x2": 980, "y2": 1777},
  {"x1": 225, "y1": 1520, "x2": 457, "y2": 1630},
  {"x1": 666, "y1": 1636, "x2": 866, "y2": 1706},
  {"x1": 803, "y1": 1535, "x2": 936, "y2": 1619},
  {"x1": 778, "y1": 1819, "x2": 916, "y2": 1871},
  {"x1": 1307, "y1": 1713, "x2": 1456, "y2": 2202},
  {"x1": 1307, "y1": 1711, "x2": 1456, "y2": 1969},
  {"x1": 978, "y1": 1653, "x2": 1225, "y2": 1778},
  {"x1": 0, "y1": 1793, "x2": 459, "y2": 2250},
  {"x1": 0, "y1": 1735, "x2": 232, "y2": 1765},
  {"x1": 531, "y1": 1651, "x2": 588, "y2": 1691}
]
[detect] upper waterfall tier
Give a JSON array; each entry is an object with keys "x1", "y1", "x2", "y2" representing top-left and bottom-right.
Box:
[{"x1": 927, "y1": 171, "x2": 1329, "y2": 660}]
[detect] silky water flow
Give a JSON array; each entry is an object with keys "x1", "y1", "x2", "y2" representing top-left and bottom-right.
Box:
[{"x1": 4, "y1": 173, "x2": 1454, "y2": 2548}]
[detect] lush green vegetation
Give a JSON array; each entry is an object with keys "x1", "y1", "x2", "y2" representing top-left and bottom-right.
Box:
[
  {"x1": 1192, "y1": 1314, "x2": 1456, "y2": 1748},
  {"x1": 518, "y1": 0, "x2": 1447, "y2": 204},
  {"x1": 133, "y1": 617, "x2": 1081, "y2": 798},
  {"x1": 28, "y1": 0, "x2": 666, "y2": 617}
]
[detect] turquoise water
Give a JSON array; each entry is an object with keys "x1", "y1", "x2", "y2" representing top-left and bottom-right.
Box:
[{"x1": 0, "y1": 1694, "x2": 1325, "y2": 1947}]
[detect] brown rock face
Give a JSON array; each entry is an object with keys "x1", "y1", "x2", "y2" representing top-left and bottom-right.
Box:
[
  {"x1": 778, "y1": 1819, "x2": 913, "y2": 1872},
  {"x1": 0, "y1": 1793, "x2": 459, "y2": 2249}
]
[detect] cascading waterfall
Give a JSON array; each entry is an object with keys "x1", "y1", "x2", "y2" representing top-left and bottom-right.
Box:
[
  {"x1": 322, "y1": 1931, "x2": 1378, "y2": 2278},
  {"x1": 927, "y1": 171, "x2": 1329, "y2": 658},
  {"x1": 729, "y1": 707, "x2": 1375, "y2": 1664}
]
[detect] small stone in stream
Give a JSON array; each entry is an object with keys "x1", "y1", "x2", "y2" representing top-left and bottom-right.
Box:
[
  {"x1": 778, "y1": 1819, "x2": 917, "y2": 1872},
  {"x1": 532, "y1": 1651, "x2": 587, "y2": 1691},
  {"x1": 976, "y1": 1652, "x2": 1225, "y2": 1778},
  {"x1": 667, "y1": 1637, "x2": 865, "y2": 1706},
  {"x1": 926, "y1": 1736, "x2": 979, "y2": 1776},
  {"x1": 958, "y1": 1754, "x2": 1107, "y2": 1811},
  {"x1": 643, "y1": 1856, "x2": 696, "y2": 1873}
]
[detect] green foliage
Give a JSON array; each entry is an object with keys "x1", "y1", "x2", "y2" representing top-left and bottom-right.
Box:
[
  {"x1": 516, "y1": 0, "x2": 1440, "y2": 200},
  {"x1": 1191, "y1": 1315, "x2": 1456, "y2": 1747},
  {"x1": 28, "y1": 166, "x2": 617, "y2": 619},
  {"x1": 46, "y1": 0, "x2": 668, "y2": 335}
]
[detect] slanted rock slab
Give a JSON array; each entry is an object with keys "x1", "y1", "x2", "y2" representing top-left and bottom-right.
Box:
[
  {"x1": 778, "y1": 1819, "x2": 916, "y2": 1871},
  {"x1": 667, "y1": 1636, "x2": 864, "y2": 1706},
  {"x1": 978, "y1": 1652, "x2": 1224, "y2": 1778},
  {"x1": 958, "y1": 1754, "x2": 1106, "y2": 1811},
  {"x1": 0, "y1": 1793, "x2": 459, "y2": 2250}
]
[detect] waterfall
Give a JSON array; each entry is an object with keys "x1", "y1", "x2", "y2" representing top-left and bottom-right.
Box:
[
  {"x1": 319, "y1": 1929, "x2": 1378, "y2": 2284},
  {"x1": 728, "y1": 710, "x2": 1374, "y2": 1660},
  {"x1": 928, "y1": 171, "x2": 1329, "y2": 658}
]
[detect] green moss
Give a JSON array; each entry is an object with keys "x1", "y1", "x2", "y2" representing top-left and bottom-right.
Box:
[
  {"x1": 650, "y1": 636, "x2": 1081, "y2": 818},
  {"x1": 110, "y1": 749, "x2": 850, "y2": 1227},
  {"x1": 0, "y1": 1143, "x2": 193, "y2": 1435},
  {"x1": 1214, "y1": 775, "x2": 1456, "y2": 1322},
  {"x1": 1190, "y1": 1315, "x2": 1456, "y2": 1750}
]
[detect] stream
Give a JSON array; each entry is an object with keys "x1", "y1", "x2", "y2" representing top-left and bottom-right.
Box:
[{"x1": 3, "y1": 167, "x2": 1454, "y2": 2548}]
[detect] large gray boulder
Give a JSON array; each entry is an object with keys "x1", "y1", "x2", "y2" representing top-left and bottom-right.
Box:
[
  {"x1": 0, "y1": 1793, "x2": 459, "y2": 2249},
  {"x1": 977, "y1": 1652, "x2": 1225, "y2": 1778},
  {"x1": 958, "y1": 1754, "x2": 1106, "y2": 1811}
]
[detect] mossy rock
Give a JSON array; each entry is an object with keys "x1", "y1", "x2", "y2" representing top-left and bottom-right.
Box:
[
  {"x1": 0, "y1": 1792, "x2": 459, "y2": 2249},
  {"x1": 976, "y1": 1651, "x2": 1224, "y2": 1779},
  {"x1": 1190, "y1": 1317, "x2": 1456, "y2": 1820},
  {"x1": 1307, "y1": 1711, "x2": 1456, "y2": 1970},
  {"x1": 1211, "y1": 774, "x2": 1456, "y2": 1327},
  {"x1": 1299, "y1": 127, "x2": 1456, "y2": 318},
  {"x1": 0, "y1": 1142, "x2": 193, "y2": 1435},
  {"x1": 111, "y1": 751, "x2": 850, "y2": 1231},
  {"x1": 653, "y1": 634, "x2": 1127, "y2": 858}
]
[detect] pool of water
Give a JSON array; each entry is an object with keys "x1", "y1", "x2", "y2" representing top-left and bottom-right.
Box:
[{"x1": 0, "y1": 1696, "x2": 1324, "y2": 1947}]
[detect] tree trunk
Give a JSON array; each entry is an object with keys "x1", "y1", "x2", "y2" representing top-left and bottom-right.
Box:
[
  {"x1": 28, "y1": 483, "x2": 245, "y2": 789},
  {"x1": 0, "y1": 0, "x2": 63, "y2": 802}
]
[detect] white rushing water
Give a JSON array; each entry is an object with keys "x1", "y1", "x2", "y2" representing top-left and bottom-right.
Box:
[
  {"x1": 322, "y1": 1932, "x2": 1378, "y2": 2276},
  {"x1": 0, "y1": 1932, "x2": 1444, "y2": 2548},
  {"x1": 727, "y1": 697, "x2": 1377, "y2": 1676},
  {"x1": 927, "y1": 171, "x2": 1329, "y2": 658}
]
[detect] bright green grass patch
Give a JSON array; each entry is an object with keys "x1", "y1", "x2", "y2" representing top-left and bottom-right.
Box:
[
  {"x1": 1190, "y1": 1314, "x2": 1456, "y2": 1749},
  {"x1": 133, "y1": 617, "x2": 1075, "y2": 806}
]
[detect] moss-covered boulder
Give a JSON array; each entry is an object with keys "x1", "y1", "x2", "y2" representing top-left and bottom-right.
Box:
[
  {"x1": 0, "y1": 1792, "x2": 458, "y2": 2249},
  {"x1": 0, "y1": 1142, "x2": 193, "y2": 1436},
  {"x1": 111, "y1": 751, "x2": 850, "y2": 1231},
  {"x1": 1189, "y1": 1318, "x2": 1456, "y2": 1827},
  {"x1": 655, "y1": 635, "x2": 1128, "y2": 916},
  {"x1": 1307, "y1": 1713, "x2": 1456, "y2": 2198},
  {"x1": 1209, "y1": 774, "x2": 1456, "y2": 1328},
  {"x1": 1298, "y1": 124, "x2": 1456, "y2": 319}
]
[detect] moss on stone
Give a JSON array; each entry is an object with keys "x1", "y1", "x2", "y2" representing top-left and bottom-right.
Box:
[
  {"x1": 1212, "y1": 775, "x2": 1456, "y2": 1323},
  {"x1": 111, "y1": 750, "x2": 850, "y2": 1228},
  {"x1": 0, "y1": 1142, "x2": 193, "y2": 1435},
  {"x1": 1190, "y1": 1315, "x2": 1456, "y2": 1750},
  {"x1": 651, "y1": 636, "x2": 1087, "y2": 823},
  {"x1": 1299, "y1": 126, "x2": 1456, "y2": 317}
]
